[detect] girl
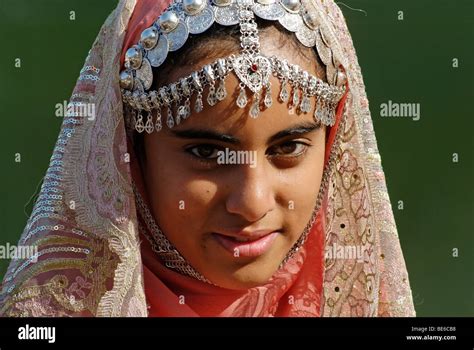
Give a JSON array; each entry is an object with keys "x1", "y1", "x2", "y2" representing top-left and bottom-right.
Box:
[{"x1": 0, "y1": 0, "x2": 415, "y2": 317}]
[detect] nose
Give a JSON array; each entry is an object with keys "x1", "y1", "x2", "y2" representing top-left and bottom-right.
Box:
[{"x1": 225, "y1": 162, "x2": 276, "y2": 222}]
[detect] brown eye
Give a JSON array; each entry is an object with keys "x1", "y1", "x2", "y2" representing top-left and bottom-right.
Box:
[
  {"x1": 280, "y1": 143, "x2": 298, "y2": 154},
  {"x1": 268, "y1": 141, "x2": 308, "y2": 157},
  {"x1": 187, "y1": 144, "x2": 220, "y2": 159}
]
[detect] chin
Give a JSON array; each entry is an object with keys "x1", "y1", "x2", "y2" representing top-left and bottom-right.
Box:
[
  {"x1": 210, "y1": 264, "x2": 279, "y2": 290},
  {"x1": 215, "y1": 277, "x2": 272, "y2": 291}
]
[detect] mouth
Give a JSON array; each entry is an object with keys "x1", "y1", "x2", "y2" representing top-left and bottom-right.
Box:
[{"x1": 212, "y1": 230, "x2": 280, "y2": 258}]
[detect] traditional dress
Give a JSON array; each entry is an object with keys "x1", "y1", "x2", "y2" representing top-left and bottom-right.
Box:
[{"x1": 0, "y1": 0, "x2": 415, "y2": 317}]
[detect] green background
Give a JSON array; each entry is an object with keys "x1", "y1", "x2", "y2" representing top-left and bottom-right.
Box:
[{"x1": 0, "y1": 0, "x2": 472, "y2": 316}]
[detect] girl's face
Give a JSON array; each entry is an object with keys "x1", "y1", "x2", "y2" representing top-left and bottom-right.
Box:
[{"x1": 142, "y1": 30, "x2": 326, "y2": 290}]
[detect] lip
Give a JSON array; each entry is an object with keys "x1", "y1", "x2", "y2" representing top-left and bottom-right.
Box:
[{"x1": 212, "y1": 230, "x2": 279, "y2": 258}]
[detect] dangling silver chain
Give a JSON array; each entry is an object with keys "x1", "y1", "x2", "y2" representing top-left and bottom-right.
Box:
[
  {"x1": 237, "y1": 0, "x2": 260, "y2": 56},
  {"x1": 133, "y1": 183, "x2": 212, "y2": 284}
]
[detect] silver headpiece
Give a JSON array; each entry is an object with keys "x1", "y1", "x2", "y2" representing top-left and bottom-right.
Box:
[{"x1": 120, "y1": 0, "x2": 347, "y2": 133}]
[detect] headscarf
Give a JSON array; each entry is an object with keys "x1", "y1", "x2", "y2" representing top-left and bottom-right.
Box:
[{"x1": 0, "y1": 0, "x2": 415, "y2": 317}]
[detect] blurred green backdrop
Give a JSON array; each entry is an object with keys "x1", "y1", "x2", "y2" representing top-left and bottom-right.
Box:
[{"x1": 0, "y1": 0, "x2": 472, "y2": 316}]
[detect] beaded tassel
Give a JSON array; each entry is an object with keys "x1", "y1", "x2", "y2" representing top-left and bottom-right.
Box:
[
  {"x1": 314, "y1": 99, "x2": 323, "y2": 123},
  {"x1": 250, "y1": 93, "x2": 260, "y2": 118},
  {"x1": 195, "y1": 91, "x2": 204, "y2": 113},
  {"x1": 166, "y1": 107, "x2": 175, "y2": 128},
  {"x1": 237, "y1": 84, "x2": 248, "y2": 108},
  {"x1": 317, "y1": 101, "x2": 328, "y2": 125},
  {"x1": 216, "y1": 78, "x2": 227, "y2": 101},
  {"x1": 279, "y1": 80, "x2": 289, "y2": 103},
  {"x1": 207, "y1": 83, "x2": 218, "y2": 106},
  {"x1": 135, "y1": 112, "x2": 145, "y2": 133},
  {"x1": 144, "y1": 112, "x2": 154, "y2": 133},
  {"x1": 264, "y1": 83, "x2": 272, "y2": 108},
  {"x1": 175, "y1": 105, "x2": 182, "y2": 126},
  {"x1": 155, "y1": 109, "x2": 163, "y2": 132},
  {"x1": 182, "y1": 99, "x2": 191, "y2": 120},
  {"x1": 300, "y1": 94, "x2": 311, "y2": 114},
  {"x1": 292, "y1": 86, "x2": 300, "y2": 110},
  {"x1": 177, "y1": 101, "x2": 191, "y2": 124}
]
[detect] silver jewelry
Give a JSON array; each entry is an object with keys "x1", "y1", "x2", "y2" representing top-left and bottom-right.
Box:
[{"x1": 121, "y1": 0, "x2": 347, "y2": 133}]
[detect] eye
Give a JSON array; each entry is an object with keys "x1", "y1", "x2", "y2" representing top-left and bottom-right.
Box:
[
  {"x1": 267, "y1": 141, "x2": 309, "y2": 157},
  {"x1": 186, "y1": 144, "x2": 221, "y2": 159}
]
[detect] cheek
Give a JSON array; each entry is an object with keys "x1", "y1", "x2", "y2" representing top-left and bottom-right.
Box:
[
  {"x1": 143, "y1": 148, "x2": 218, "y2": 246},
  {"x1": 277, "y1": 144, "x2": 325, "y2": 236}
]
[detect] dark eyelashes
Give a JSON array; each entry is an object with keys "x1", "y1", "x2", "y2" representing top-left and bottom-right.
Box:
[{"x1": 185, "y1": 140, "x2": 312, "y2": 163}]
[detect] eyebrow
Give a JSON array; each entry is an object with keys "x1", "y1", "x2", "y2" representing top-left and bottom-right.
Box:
[
  {"x1": 267, "y1": 121, "x2": 321, "y2": 144},
  {"x1": 170, "y1": 121, "x2": 321, "y2": 145},
  {"x1": 171, "y1": 129, "x2": 240, "y2": 144}
]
